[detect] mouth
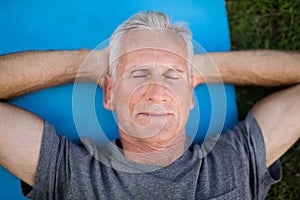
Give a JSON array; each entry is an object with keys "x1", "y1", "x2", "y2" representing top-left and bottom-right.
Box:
[{"x1": 138, "y1": 112, "x2": 174, "y2": 118}]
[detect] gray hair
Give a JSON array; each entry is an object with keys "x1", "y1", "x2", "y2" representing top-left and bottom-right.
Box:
[{"x1": 109, "y1": 11, "x2": 193, "y2": 81}]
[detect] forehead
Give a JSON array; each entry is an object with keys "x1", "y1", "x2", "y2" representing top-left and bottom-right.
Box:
[
  {"x1": 118, "y1": 29, "x2": 188, "y2": 61},
  {"x1": 119, "y1": 49, "x2": 187, "y2": 69},
  {"x1": 117, "y1": 29, "x2": 188, "y2": 71}
]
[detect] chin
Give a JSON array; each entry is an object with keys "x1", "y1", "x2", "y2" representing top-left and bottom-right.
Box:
[{"x1": 143, "y1": 128, "x2": 186, "y2": 147}]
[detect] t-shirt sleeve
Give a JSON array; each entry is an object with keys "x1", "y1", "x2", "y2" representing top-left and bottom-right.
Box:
[
  {"x1": 22, "y1": 122, "x2": 94, "y2": 199},
  {"x1": 221, "y1": 112, "x2": 282, "y2": 198}
]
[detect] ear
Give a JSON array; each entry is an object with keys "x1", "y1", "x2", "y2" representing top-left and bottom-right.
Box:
[
  {"x1": 190, "y1": 75, "x2": 197, "y2": 110},
  {"x1": 189, "y1": 92, "x2": 195, "y2": 110},
  {"x1": 191, "y1": 75, "x2": 196, "y2": 88},
  {"x1": 103, "y1": 75, "x2": 114, "y2": 110},
  {"x1": 189, "y1": 75, "x2": 195, "y2": 109}
]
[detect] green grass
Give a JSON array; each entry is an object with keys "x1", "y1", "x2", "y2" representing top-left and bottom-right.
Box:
[{"x1": 226, "y1": 0, "x2": 300, "y2": 199}]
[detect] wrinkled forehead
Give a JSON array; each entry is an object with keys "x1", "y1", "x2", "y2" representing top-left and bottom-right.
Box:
[{"x1": 118, "y1": 29, "x2": 188, "y2": 59}]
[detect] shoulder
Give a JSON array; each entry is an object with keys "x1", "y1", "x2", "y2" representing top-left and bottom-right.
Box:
[
  {"x1": 218, "y1": 112, "x2": 263, "y2": 155},
  {"x1": 190, "y1": 113, "x2": 281, "y2": 199},
  {"x1": 25, "y1": 122, "x2": 98, "y2": 198}
]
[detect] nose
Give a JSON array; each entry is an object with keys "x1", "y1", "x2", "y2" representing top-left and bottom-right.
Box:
[{"x1": 145, "y1": 83, "x2": 170, "y2": 102}]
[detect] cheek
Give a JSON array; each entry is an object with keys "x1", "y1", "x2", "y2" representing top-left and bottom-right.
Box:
[
  {"x1": 113, "y1": 82, "x2": 143, "y2": 117},
  {"x1": 173, "y1": 86, "x2": 194, "y2": 120},
  {"x1": 128, "y1": 92, "x2": 142, "y2": 116},
  {"x1": 170, "y1": 80, "x2": 193, "y2": 104},
  {"x1": 127, "y1": 86, "x2": 156, "y2": 117}
]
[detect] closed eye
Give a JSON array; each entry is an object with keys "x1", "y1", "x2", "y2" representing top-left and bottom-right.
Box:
[
  {"x1": 163, "y1": 68, "x2": 181, "y2": 80},
  {"x1": 130, "y1": 68, "x2": 151, "y2": 78}
]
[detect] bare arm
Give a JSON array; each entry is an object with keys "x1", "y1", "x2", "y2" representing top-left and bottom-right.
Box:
[
  {"x1": 0, "y1": 48, "x2": 109, "y2": 100},
  {"x1": 193, "y1": 50, "x2": 300, "y2": 86},
  {"x1": 252, "y1": 83, "x2": 300, "y2": 167},
  {"x1": 194, "y1": 50, "x2": 300, "y2": 167},
  {"x1": 0, "y1": 102, "x2": 44, "y2": 186},
  {"x1": 0, "y1": 48, "x2": 109, "y2": 185}
]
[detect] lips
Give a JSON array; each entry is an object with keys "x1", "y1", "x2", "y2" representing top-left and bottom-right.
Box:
[{"x1": 138, "y1": 112, "x2": 174, "y2": 117}]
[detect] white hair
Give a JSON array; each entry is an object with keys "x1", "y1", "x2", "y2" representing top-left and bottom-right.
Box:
[{"x1": 109, "y1": 11, "x2": 193, "y2": 81}]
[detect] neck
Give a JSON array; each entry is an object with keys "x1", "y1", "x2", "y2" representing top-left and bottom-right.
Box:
[{"x1": 119, "y1": 131, "x2": 186, "y2": 167}]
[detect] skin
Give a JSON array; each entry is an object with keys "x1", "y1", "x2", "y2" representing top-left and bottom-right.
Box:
[
  {"x1": 0, "y1": 48, "x2": 109, "y2": 100},
  {"x1": 0, "y1": 102, "x2": 43, "y2": 186},
  {"x1": 0, "y1": 31, "x2": 299, "y2": 187},
  {"x1": 193, "y1": 50, "x2": 300, "y2": 87},
  {"x1": 104, "y1": 30, "x2": 194, "y2": 167},
  {"x1": 193, "y1": 51, "x2": 300, "y2": 166}
]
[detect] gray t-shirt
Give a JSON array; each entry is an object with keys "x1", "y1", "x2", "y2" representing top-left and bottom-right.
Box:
[{"x1": 23, "y1": 113, "x2": 281, "y2": 199}]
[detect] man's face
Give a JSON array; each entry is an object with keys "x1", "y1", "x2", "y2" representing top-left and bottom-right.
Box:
[{"x1": 104, "y1": 29, "x2": 194, "y2": 146}]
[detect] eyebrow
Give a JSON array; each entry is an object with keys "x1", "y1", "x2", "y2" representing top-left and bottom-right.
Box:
[{"x1": 129, "y1": 66, "x2": 150, "y2": 73}]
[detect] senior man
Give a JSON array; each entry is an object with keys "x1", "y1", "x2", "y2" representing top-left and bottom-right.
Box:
[{"x1": 0, "y1": 11, "x2": 299, "y2": 199}]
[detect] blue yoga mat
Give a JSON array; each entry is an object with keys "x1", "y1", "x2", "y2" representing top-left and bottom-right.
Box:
[{"x1": 0, "y1": 0, "x2": 238, "y2": 199}]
